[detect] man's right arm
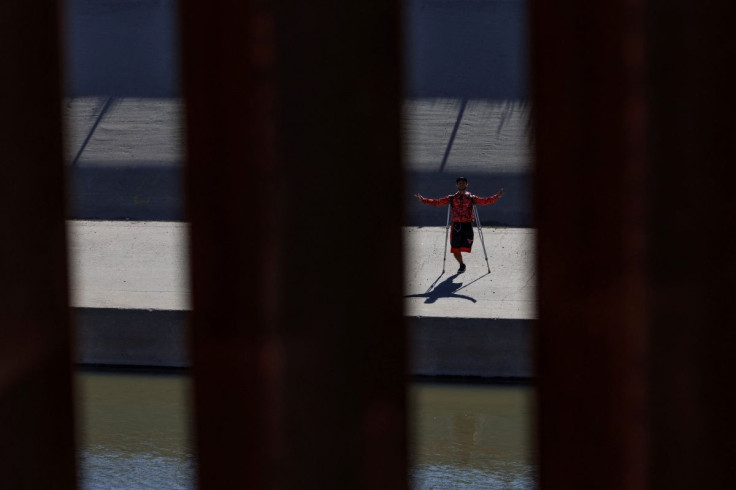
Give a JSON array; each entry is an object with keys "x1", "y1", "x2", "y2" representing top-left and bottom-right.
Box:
[{"x1": 414, "y1": 194, "x2": 451, "y2": 206}]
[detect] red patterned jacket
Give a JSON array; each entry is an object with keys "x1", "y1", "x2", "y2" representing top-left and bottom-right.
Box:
[{"x1": 419, "y1": 191, "x2": 501, "y2": 222}]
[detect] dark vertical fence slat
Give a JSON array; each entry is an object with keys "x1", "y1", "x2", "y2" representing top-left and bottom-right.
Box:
[
  {"x1": 275, "y1": 1, "x2": 406, "y2": 487},
  {"x1": 179, "y1": 1, "x2": 279, "y2": 486},
  {"x1": 534, "y1": 0, "x2": 736, "y2": 488},
  {"x1": 647, "y1": 2, "x2": 736, "y2": 488},
  {"x1": 180, "y1": 0, "x2": 406, "y2": 487},
  {"x1": 531, "y1": 1, "x2": 649, "y2": 488},
  {"x1": 0, "y1": 2, "x2": 77, "y2": 488}
]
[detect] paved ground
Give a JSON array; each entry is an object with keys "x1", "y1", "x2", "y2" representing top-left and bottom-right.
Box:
[
  {"x1": 404, "y1": 226, "x2": 536, "y2": 320},
  {"x1": 67, "y1": 220, "x2": 190, "y2": 310},
  {"x1": 68, "y1": 220, "x2": 535, "y2": 319}
]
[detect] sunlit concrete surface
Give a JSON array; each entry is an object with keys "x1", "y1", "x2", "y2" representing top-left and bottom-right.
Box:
[
  {"x1": 67, "y1": 220, "x2": 190, "y2": 311},
  {"x1": 404, "y1": 226, "x2": 536, "y2": 320},
  {"x1": 68, "y1": 220, "x2": 533, "y2": 318}
]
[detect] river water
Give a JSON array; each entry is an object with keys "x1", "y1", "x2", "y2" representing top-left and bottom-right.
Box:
[{"x1": 76, "y1": 372, "x2": 536, "y2": 489}]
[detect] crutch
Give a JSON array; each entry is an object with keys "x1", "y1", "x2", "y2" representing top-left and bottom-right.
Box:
[
  {"x1": 473, "y1": 204, "x2": 491, "y2": 273},
  {"x1": 442, "y1": 203, "x2": 451, "y2": 273}
]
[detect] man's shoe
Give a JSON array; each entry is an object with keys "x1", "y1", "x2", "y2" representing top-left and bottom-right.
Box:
[{"x1": 458, "y1": 263, "x2": 466, "y2": 273}]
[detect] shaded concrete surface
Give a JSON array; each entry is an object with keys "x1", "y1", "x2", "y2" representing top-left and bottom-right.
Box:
[
  {"x1": 68, "y1": 165, "x2": 184, "y2": 221},
  {"x1": 64, "y1": 98, "x2": 184, "y2": 220},
  {"x1": 65, "y1": 0, "x2": 180, "y2": 97},
  {"x1": 75, "y1": 308, "x2": 188, "y2": 367},
  {"x1": 69, "y1": 221, "x2": 534, "y2": 377},
  {"x1": 404, "y1": 0, "x2": 528, "y2": 99},
  {"x1": 411, "y1": 318, "x2": 532, "y2": 378}
]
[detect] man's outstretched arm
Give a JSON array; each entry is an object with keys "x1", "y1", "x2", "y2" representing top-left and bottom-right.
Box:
[
  {"x1": 474, "y1": 188, "x2": 504, "y2": 205},
  {"x1": 414, "y1": 193, "x2": 452, "y2": 206}
]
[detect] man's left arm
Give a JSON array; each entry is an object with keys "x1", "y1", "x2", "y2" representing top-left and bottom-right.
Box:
[{"x1": 474, "y1": 188, "x2": 504, "y2": 205}]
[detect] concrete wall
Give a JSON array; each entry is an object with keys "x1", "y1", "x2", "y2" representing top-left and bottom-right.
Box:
[
  {"x1": 411, "y1": 317, "x2": 532, "y2": 378},
  {"x1": 405, "y1": 0, "x2": 528, "y2": 99},
  {"x1": 74, "y1": 308, "x2": 532, "y2": 378},
  {"x1": 65, "y1": 0, "x2": 180, "y2": 98},
  {"x1": 75, "y1": 308, "x2": 188, "y2": 367},
  {"x1": 65, "y1": 0, "x2": 527, "y2": 99}
]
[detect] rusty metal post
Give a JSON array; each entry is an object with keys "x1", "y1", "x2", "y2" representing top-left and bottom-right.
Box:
[
  {"x1": 0, "y1": 2, "x2": 77, "y2": 488},
  {"x1": 179, "y1": 1, "x2": 280, "y2": 486},
  {"x1": 274, "y1": 1, "x2": 406, "y2": 487},
  {"x1": 647, "y1": 2, "x2": 736, "y2": 488},
  {"x1": 531, "y1": 0, "x2": 649, "y2": 488},
  {"x1": 180, "y1": 0, "x2": 406, "y2": 487}
]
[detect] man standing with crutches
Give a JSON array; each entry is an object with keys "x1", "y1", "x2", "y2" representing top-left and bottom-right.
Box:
[{"x1": 414, "y1": 177, "x2": 504, "y2": 273}]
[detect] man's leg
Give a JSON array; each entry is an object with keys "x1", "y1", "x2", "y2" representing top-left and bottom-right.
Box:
[
  {"x1": 456, "y1": 222, "x2": 473, "y2": 272},
  {"x1": 450, "y1": 225, "x2": 466, "y2": 272},
  {"x1": 454, "y1": 251, "x2": 466, "y2": 273},
  {"x1": 450, "y1": 227, "x2": 464, "y2": 265}
]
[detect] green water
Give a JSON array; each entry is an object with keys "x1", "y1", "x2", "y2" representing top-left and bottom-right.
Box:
[
  {"x1": 76, "y1": 372, "x2": 194, "y2": 489},
  {"x1": 410, "y1": 383, "x2": 536, "y2": 489},
  {"x1": 76, "y1": 372, "x2": 535, "y2": 489}
]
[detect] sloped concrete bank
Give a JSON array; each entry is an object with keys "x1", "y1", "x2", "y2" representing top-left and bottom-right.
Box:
[
  {"x1": 73, "y1": 308, "x2": 532, "y2": 378},
  {"x1": 74, "y1": 308, "x2": 188, "y2": 368},
  {"x1": 65, "y1": 98, "x2": 532, "y2": 227},
  {"x1": 411, "y1": 317, "x2": 532, "y2": 378}
]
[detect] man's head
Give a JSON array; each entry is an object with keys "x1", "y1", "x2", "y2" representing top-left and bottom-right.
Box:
[{"x1": 456, "y1": 177, "x2": 468, "y2": 191}]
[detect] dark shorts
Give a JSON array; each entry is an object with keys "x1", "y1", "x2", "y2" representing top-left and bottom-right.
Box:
[{"x1": 450, "y1": 222, "x2": 474, "y2": 253}]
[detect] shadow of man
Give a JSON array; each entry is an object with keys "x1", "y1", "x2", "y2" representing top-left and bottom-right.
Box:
[{"x1": 404, "y1": 273, "x2": 477, "y2": 304}]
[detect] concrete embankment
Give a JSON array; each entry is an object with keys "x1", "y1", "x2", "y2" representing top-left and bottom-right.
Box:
[
  {"x1": 65, "y1": 98, "x2": 532, "y2": 227},
  {"x1": 74, "y1": 310, "x2": 533, "y2": 378},
  {"x1": 69, "y1": 221, "x2": 535, "y2": 378},
  {"x1": 75, "y1": 308, "x2": 189, "y2": 367}
]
